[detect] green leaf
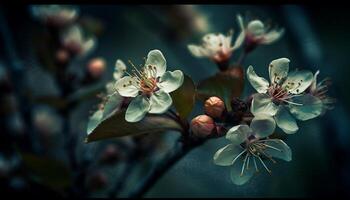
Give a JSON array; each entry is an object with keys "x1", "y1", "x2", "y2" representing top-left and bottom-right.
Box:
[
  {"x1": 196, "y1": 66, "x2": 244, "y2": 111},
  {"x1": 86, "y1": 109, "x2": 183, "y2": 143},
  {"x1": 170, "y1": 74, "x2": 196, "y2": 119},
  {"x1": 21, "y1": 153, "x2": 72, "y2": 190}
]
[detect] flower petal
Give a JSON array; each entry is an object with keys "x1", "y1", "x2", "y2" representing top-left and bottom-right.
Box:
[
  {"x1": 145, "y1": 49, "x2": 166, "y2": 77},
  {"x1": 274, "y1": 106, "x2": 298, "y2": 134},
  {"x1": 113, "y1": 59, "x2": 126, "y2": 80},
  {"x1": 225, "y1": 124, "x2": 251, "y2": 145},
  {"x1": 283, "y1": 70, "x2": 313, "y2": 94},
  {"x1": 232, "y1": 30, "x2": 245, "y2": 50},
  {"x1": 309, "y1": 70, "x2": 320, "y2": 92},
  {"x1": 289, "y1": 94, "x2": 323, "y2": 121},
  {"x1": 115, "y1": 76, "x2": 139, "y2": 97},
  {"x1": 187, "y1": 44, "x2": 209, "y2": 57},
  {"x1": 148, "y1": 89, "x2": 172, "y2": 114},
  {"x1": 250, "y1": 114, "x2": 276, "y2": 138},
  {"x1": 236, "y1": 14, "x2": 245, "y2": 31},
  {"x1": 230, "y1": 154, "x2": 255, "y2": 185},
  {"x1": 251, "y1": 93, "x2": 279, "y2": 116},
  {"x1": 213, "y1": 144, "x2": 244, "y2": 166},
  {"x1": 261, "y1": 29, "x2": 284, "y2": 44},
  {"x1": 158, "y1": 70, "x2": 184, "y2": 93},
  {"x1": 247, "y1": 66, "x2": 270, "y2": 93},
  {"x1": 268, "y1": 58, "x2": 290, "y2": 84},
  {"x1": 262, "y1": 139, "x2": 292, "y2": 162},
  {"x1": 125, "y1": 95, "x2": 150, "y2": 122},
  {"x1": 247, "y1": 20, "x2": 265, "y2": 36}
]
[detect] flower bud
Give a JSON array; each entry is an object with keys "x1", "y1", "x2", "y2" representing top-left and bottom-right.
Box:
[
  {"x1": 55, "y1": 49, "x2": 70, "y2": 64},
  {"x1": 87, "y1": 57, "x2": 106, "y2": 78},
  {"x1": 204, "y1": 96, "x2": 225, "y2": 118},
  {"x1": 87, "y1": 171, "x2": 108, "y2": 191},
  {"x1": 99, "y1": 144, "x2": 120, "y2": 164},
  {"x1": 190, "y1": 115, "x2": 215, "y2": 138}
]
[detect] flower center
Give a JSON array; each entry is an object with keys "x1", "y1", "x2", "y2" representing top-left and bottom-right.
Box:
[
  {"x1": 268, "y1": 85, "x2": 289, "y2": 104},
  {"x1": 124, "y1": 60, "x2": 160, "y2": 96},
  {"x1": 140, "y1": 77, "x2": 158, "y2": 95}
]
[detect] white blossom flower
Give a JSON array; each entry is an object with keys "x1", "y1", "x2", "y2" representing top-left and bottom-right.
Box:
[
  {"x1": 213, "y1": 114, "x2": 291, "y2": 185},
  {"x1": 61, "y1": 25, "x2": 96, "y2": 57},
  {"x1": 237, "y1": 14, "x2": 284, "y2": 51},
  {"x1": 115, "y1": 49, "x2": 184, "y2": 122},
  {"x1": 247, "y1": 58, "x2": 323, "y2": 134},
  {"x1": 187, "y1": 29, "x2": 244, "y2": 63},
  {"x1": 31, "y1": 5, "x2": 78, "y2": 26},
  {"x1": 307, "y1": 70, "x2": 336, "y2": 115}
]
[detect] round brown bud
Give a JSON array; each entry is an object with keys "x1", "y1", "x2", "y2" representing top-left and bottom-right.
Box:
[
  {"x1": 204, "y1": 96, "x2": 225, "y2": 118},
  {"x1": 190, "y1": 115, "x2": 215, "y2": 138},
  {"x1": 99, "y1": 144, "x2": 120, "y2": 164},
  {"x1": 87, "y1": 57, "x2": 106, "y2": 78},
  {"x1": 55, "y1": 49, "x2": 70, "y2": 63}
]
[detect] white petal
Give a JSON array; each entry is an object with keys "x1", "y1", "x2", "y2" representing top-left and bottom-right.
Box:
[
  {"x1": 261, "y1": 139, "x2": 292, "y2": 161},
  {"x1": 251, "y1": 93, "x2": 279, "y2": 116},
  {"x1": 213, "y1": 144, "x2": 244, "y2": 166},
  {"x1": 288, "y1": 94, "x2": 323, "y2": 121},
  {"x1": 268, "y1": 58, "x2": 290, "y2": 84},
  {"x1": 187, "y1": 44, "x2": 209, "y2": 57},
  {"x1": 247, "y1": 20, "x2": 265, "y2": 36},
  {"x1": 261, "y1": 29, "x2": 284, "y2": 44},
  {"x1": 274, "y1": 106, "x2": 298, "y2": 134},
  {"x1": 145, "y1": 49, "x2": 166, "y2": 77},
  {"x1": 114, "y1": 59, "x2": 126, "y2": 80},
  {"x1": 223, "y1": 30, "x2": 233, "y2": 50},
  {"x1": 310, "y1": 70, "x2": 320, "y2": 92},
  {"x1": 232, "y1": 30, "x2": 245, "y2": 50},
  {"x1": 158, "y1": 70, "x2": 184, "y2": 93},
  {"x1": 230, "y1": 154, "x2": 255, "y2": 185},
  {"x1": 148, "y1": 89, "x2": 172, "y2": 114},
  {"x1": 250, "y1": 114, "x2": 276, "y2": 138},
  {"x1": 283, "y1": 70, "x2": 313, "y2": 94},
  {"x1": 125, "y1": 95, "x2": 150, "y2": 122},
  {"x1": 81, "y1": 37, "x2": 96, "y2": 55},
  {"x1": 247, "y1": 65, "x2": 269, "y2": 93},
  {"x1": 225, "y1": 124, "x2": 251, "y2": 145},
  {"x1": 115, "y1": 76, "x2": 139, "y2": 97},
  {"x1": 236, "y1": 14, "x2": 245, "y2": 31}
]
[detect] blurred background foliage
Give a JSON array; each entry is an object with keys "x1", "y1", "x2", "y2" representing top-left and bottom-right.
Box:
[{"x1": 0, "y1": 4, "x2": 349, "y2": 198}]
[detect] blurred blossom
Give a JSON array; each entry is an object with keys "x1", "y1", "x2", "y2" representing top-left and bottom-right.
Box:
[
  {"x1": 187, "y1": 29, "x2": 244, "y2": 64},
  {"x1": 247, "y1": 58, "x2": 323, "y2": 134},
  {"x1": 237, "y1": 14, "x2": 284, "y2": 52},
  {"x1": 307, "y1": 70, "x2": 336, "y2": 115},
  {"x1": 32, "y1": 105, "x2": 63, "y2": 136},
  {"x1": 61, "y1": 25, "x2": 96, "y2": 57},
  {"x1": 55, "y1": 48, "x2": 70, "y2": 64},
  {"x1": 87, "y1": 57, "x2": 106, "y2": 78},
  {"x1": 30, "y1": 5, "x2": 79, "y2": 27},
  {"x1": 213, "y1": 114, "x2": 291, "y2": 185},
  {"x1": 99, "y1": 144, "x2": 121, "y2": 165},
  {"x1": 0, "y1": 154, "x2": 19, "y2": 178},
  {"x1": 190, "y1": 115, "x2": 216, "y2": 138},
  {"x1": 115, "y1": 50, "x2": 184, "y2": 122},
  {"x1": 86, "y1": 170, "x2": 108, "y2": 191}
]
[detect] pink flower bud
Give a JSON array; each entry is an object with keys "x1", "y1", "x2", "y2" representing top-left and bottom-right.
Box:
[
  {"x1": 87, "y1": 58, "x2": 106, "y2": 78},
  {"x1": 99, "y1": 144, "x2": 120, "y2": 164},
  {"x1": 190, "y1": 115, "x2": 215, "y2": 138},
  {"x1": 55, "y1": 49, "x2": 70, "y2": 64},
  {"x1": 204, "y1": 96, "x2": 225, "y2": 118},
  {"x1": 87, "y1": 171, "x2": 108, "y2": 191}
]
